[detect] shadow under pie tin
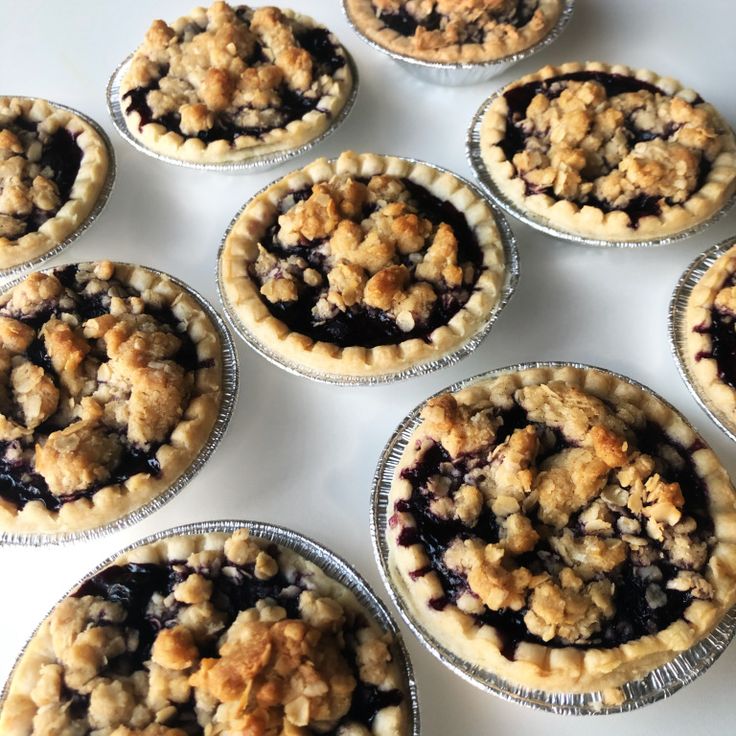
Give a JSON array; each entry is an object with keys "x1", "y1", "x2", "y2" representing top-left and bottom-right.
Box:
[
  {"x1": 341, "y1": 0, "x2": 575, "y2": 87},
  {"x1": 0, "y1": 262, "x2": 239, "y2": 547},
  {"x1": 0, "y1": 98, "x2": 116, "y2": 281},
  {"x1": 370, "y1": 361, "x2": 736, "y2": 714},
  {"x1": 466, "y1": 93, "x2": 736, "y2": 248},
  {"x1": 0, "y1": 520, "x2": 420, "y2": 736},
  {"x1": 216, "y1": 156, "x2": 520, "y2": 386},
  {"x1": 106, "y1": 52, "x2": 359, "y2": 173},
  {"x1": 669, "y1": 236, "x2": 736, "y2": 443}
]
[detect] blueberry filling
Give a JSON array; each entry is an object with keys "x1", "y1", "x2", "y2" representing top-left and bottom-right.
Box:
[
  {"x1": 253, "y1": 178, "x2": 484, "y2": 348},
  {"x1": 397, "y1": 402, "x2": 713, "y2": 656},
  {"x1": 694, "y1": 273, "x2": 736, "y2": 389}
]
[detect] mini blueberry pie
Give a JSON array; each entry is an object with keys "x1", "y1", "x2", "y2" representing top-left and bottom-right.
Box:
[
  {"x1": 0, "y1": 527, "x2": 411, "y2": 736},
  {"x1": 344, "y1": 0, "x2": 564, "y2": 64},
  {"x1": 0, "y1": 262, "x2": 224, "y2": 539},
  {"x1": 385, "y1": 364, "x2": 736, "y2": 694},
  {"x1": 0, "y1": 97, "x2": 109, "y2": 272},
  {"x1": 685, "y1": 241, "x2": 736, "y2": 432},
  {"x1": 478, "y1": 62, "x2": 736, "y2": 241},
  {"x1": 219, "y1": 151, "x2": 509, "y2": 380},
  {"x1": 120, "y1": 2, "x2": 354, "y2": 164}
]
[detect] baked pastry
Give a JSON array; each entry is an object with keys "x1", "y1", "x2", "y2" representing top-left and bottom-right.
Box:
[
  {"x1": 120, "y1": 2, "x2": 353, "y2": 164},
  {"x1": 344, "y1": 0, "x2": 564, "y2": 63},
  {"x1": 384, "y1": 364, "x2": 736, "y2": 695},
  {"x1": 0, "y1": 97, "x2": 109, "y2": 271},
  {"x1": 478, "y1": 62, "x2": 736, "y2": 241},
  {"x1": 0, "y1": 527, "x2": 411, "y2": 736},
  {"x1": 0, "y1": 262, "x2": 224, "y2": 539},
  {"x1": 684, "y1": 241, "x2": 736, "y2": 431},
  {"x1": 219, "y1": 151, "x2": 509, "y2": 379}
]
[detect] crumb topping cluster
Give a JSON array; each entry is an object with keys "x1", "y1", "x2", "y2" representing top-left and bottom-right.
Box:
[
  {"x1": 252, "y1": 173, "x2": 481, "y2": 346},
  {"x1": 0, "y1": 263, "x2": 194, "y2": 505},
  {"x1": 401, "y1": 381, "x2": 714, "y2": 647},
  {"x1": 506, "y1": 77, "x2": 725, "y2": 215},
  {"x1": 124, "y1": 2, "x2": 347, "y2": 141},
  {"x1": 24, "y1": 530, "x2": 400, "y2": 736}
]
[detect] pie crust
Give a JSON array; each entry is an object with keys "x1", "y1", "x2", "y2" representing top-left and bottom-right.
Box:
[
  {"x1": 385, "y1": 364, "x2": 736, "y2": 694},
  {"x1": 478, "y1": 61, "x2": 736, "y2": 241},
  {"x1": 685, "y1": 241, "x2": 736, "y2": 427},
  {"x1": 219, "y1": 151, "x2": 508, "y2": 379},
  {"x1": 0, "y1": 97, "x2": 109, "y2": 271},
  {"x1": 0, "y1": 262, "x2": 224, "y2": 538},
  {"x1": 120, "y1": 2, "x2": 354, "y2": 164},
  {"x1": 0, "y1": 528, "x2": 410, "y2": 736},
  {"x1": 344, "y1": 0, "x2": 564, "y2": 64}
]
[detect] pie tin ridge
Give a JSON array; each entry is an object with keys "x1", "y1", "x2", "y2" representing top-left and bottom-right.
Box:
[
  {"x1": 340, "y1": 0, "x2": 575, "y2": 87},
  {"x1": 106, "y1": 50, "x2": 360, "y2": 173},
  {"x1": 370, "y1": 360, "x2": 736, "y2": 715},
  {"x1": 465, "y1": 92, "x2": 736, "y2": 248},
  {"x1": 215, "y1": 155, "x2": 520, "y2": 386},
  {"x1": 0, "y1": 261, "x2": 240, "y2": 547},
  {"x1": 0, "y1": 97, "x2": 117, "y2": 280},
  {"x1": 0, "y1": 519, "x2": 421, "y2": 736},
  {"x1": 669, "y1": 235, "x2": 736, "y2": 443}
]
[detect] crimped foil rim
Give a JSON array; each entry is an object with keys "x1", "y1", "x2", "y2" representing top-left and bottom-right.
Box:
[
  {"x1": 341, "y1": 0, "x2": 575, "y2": 73},
  {"x1": 0, "y1": 97, "x2": 117, "y2": 280},
  {"x1": 0, "y1": 519, "x2": 420, "y2": 736},
  {"x1": 669, "y1": 235, "x2": 736, "y2": 442},
  {"x1": 0, "y1": 262, "x2": 240, "y2": 547},
  {"x1": 370, "y1": 360, "x2": 736, "y2": 714},
  {"x1": 216, "y1": 155, "x2": 520, "y2": 386},
  {"x1": 466, "y1": 92, "x2": 736, "y2": 248},
  {"x1": 106, "y1": 52, "x2": 359, "y2": 173}
]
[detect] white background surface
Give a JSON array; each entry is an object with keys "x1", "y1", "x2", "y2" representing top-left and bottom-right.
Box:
[{"x1": 1, "y1": 1, "x2": 735, "y2": 734}]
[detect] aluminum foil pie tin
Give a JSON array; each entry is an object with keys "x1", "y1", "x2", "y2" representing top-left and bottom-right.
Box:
[
  {"x1": 0, "y1": 98, "x2": 116, "y2": 281},
  {"x1": 466, "y1": 94, "x2": 736, "y2": 247},
  {"x1": 216, "y1": 157, "x2": 520, "y2": 386},
  {"x1": 0, "y1": 519, "x2": 421, "y2": 736},
  {"x1": 669, "y1": 236, "x2": 736, "y2": 443},
  {"x1": 342, "y1": 0, "x2": 575, "y2": 87},
  {"x1": 370, "y1": 361, "x2": 736, "y2": 714},
  {"x1": 106, "y1": 52, "x2": 359, "y2": 173},
  {"x1": 0, "y1": 262, "x2": 239, "y2": 547}
]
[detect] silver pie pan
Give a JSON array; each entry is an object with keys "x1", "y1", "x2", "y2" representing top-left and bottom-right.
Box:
[
  {"x1": 370, "y1": 360, "x2": 736, "y2": 714},
  {"x1": 216, "y1": 156, "x2": 520, "y2": 386},
  {"x1": 0, "y1": 262, "x2": 239, "y2": 546},
  {"x1": 466, "y1": 92, "x2": 736, "y2": 247},
  {"x1": 669, "y1": 235, "x2": 736, "y2": 443},
  {"x1": 0, "y1": 97, "x2": 116, "y2": 281},
  {"x1": 341, "y1": 0, "x2": 575, "y2": 86},
  {"x1": 106, "y1": 52, "x2": 359, "y2": 173},
  {"x1": 0, "y1": 519, "x2": 420, "y2": 736}
]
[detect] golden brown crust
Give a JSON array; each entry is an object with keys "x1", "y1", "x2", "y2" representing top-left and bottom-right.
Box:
[
  {"x1": 0, "y1": 262, "x2": 224, "y2": 538},
  {"x1": 0, "y1": 97, "x2": 109, "y2": 271},
  {"x1": 120, "y1": 3, "x2": 353, "y2": 164},
  {"x1": 478, "y1": 62, "x2": 736, "y2": 241},
  {"x1": 345, "y1": 0, "x2": 563, "y2": 63},
  {"x1": 386, "y1": 365, "x2": 736, "y2": 694},
  {"x1": 219, "y1": 151, "x2": 508, "y2": 379}
]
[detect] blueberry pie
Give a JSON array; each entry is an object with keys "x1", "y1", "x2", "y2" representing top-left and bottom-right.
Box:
[
  {"x1": 0, "y1": 527, "x2": 411, "y2": 736},
  {"x1": 344, "y1": 0, "x2": 564, "y2": 63},
  {"x1": 0, "y1": 262, "x2": 224, "y2": 539},
  {"x1": 685, "y1": 241, "x2": 736, "y2": 431},
  {"x1": 0, "y1": 97, "x2": 109, "y2": 271},
  {"x1": 219, "y1": 151, "x2": 508, "y2": 379},
  {"x1": 478, "y1": 62, "x2": 736, "y2": 241},
  {"x1": 385, "y1": 364, "x2": 736, "y2": 693},
  {"x1": 120, "y1": 2, "x2": 353, "y2": 164}
]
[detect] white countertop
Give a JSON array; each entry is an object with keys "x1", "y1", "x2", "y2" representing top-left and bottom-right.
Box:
[{"x1": 1, "y1": 1, "x2": 735, "y2": 734}]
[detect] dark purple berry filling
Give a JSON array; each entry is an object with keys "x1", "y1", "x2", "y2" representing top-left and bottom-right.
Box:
[{"x1": 693, "y1": 273, "x2": 736, "y2": 389}]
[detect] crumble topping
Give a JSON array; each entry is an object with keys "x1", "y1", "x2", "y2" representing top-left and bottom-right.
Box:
[
  {"x1": 399, "y1": 380, "x2": 716, "y2": 647},
  {"x1": 5, "y1": 529, "x2": 406, "y2": 735}
]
